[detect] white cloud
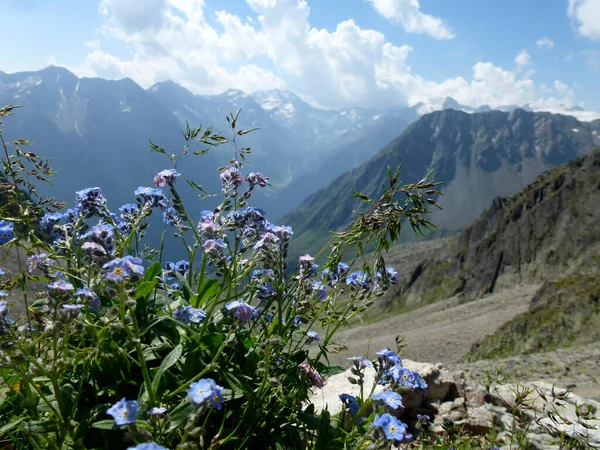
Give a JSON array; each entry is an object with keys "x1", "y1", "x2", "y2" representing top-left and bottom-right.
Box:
[
  {"x1": 568, "y1": 0, "x2": 600, "y2": 40},
  {"x1": 368, "y1": 0, "x2": 454, "y2": 40},
  {"x1": 536, "y1": 36, "x2": 554, "y2": 48},
  {"x1": 63, "y1": 0, "x2": 590, "y2": 117},
  {"x1": 515, "y1": 49, "x2": 531, "y2": 69},
  {"x1": 514, "y1": 48, "x2": 535, "y2": 78}
]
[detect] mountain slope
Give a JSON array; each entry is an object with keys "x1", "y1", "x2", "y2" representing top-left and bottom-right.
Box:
[
  {"x1": 283, "y1": 108, "x2": 600, "y2": 257},
  {"x1": 382, "y1": 145, "x2": 600, "y2": 310}
]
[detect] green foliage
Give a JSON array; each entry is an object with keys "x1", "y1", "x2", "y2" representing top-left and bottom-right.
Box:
[{"x1": 0, "y1": 106, "x2": 441, "y2": 449}]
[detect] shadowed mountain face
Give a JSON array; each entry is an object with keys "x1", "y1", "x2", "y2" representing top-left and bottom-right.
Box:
[
  {"x1": 282, "y1": 108, "x2": 600, "y2": 258},
  {"x1": 384, "y1": 146, "x2": 600, "y2": 309}
]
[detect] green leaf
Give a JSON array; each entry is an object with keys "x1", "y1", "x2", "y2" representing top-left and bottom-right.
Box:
[
  {"x1": 290, "y1": 349, "x2": 308, "y2": 364},
  {"x1": 316, "y1": 409, "x2": 332, "y2": 448},
  {"x1": 0, "y1": 416, "x2": 26, "y2": 434},
  {"x1": 194, "y1": 278, "x2": 219, "y2": 308},
  {"x1": 151, "y1": 343, "x2": 183, "y2": 394},
  {"x1": 199, "y1": 332, "x2": 224, "y2": 350},
  {"x1": 136, "y1": 279, "x2": 158, "y2": 299},
  {"x1": 242, "y1": 338, "x2": 254, "y2": 349},
  {"x1": 144, "y1": 261, "x2": 162, "y2": 281},
  {"x1": 91, "y1": 420, "x2": 117, "y2": 430},
  {"x1": 167, "y1": 400, "x2": 195, "y2": 432}
]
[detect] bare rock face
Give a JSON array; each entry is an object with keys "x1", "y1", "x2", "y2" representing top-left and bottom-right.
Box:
[{"x1": 307, "y1": 360, "x2": 600, "y2": 449}]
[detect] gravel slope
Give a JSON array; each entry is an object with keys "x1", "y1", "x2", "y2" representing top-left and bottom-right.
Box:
[{"x1": 329, "y1": 283, "x2": 600, "y2": 400}]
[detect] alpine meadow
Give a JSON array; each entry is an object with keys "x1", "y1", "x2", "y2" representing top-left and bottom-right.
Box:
[{"x1": 1, "y1": 1, "x2": 600, "y2": 449}]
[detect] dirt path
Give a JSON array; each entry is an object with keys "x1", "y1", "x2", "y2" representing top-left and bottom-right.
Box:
[{"x1": 329, "y1": 284, "x2": 540, "y2": 366}]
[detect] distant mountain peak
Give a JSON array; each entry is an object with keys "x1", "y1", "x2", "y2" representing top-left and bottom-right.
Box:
[
  {"x1": 149, "y1": 80, "x2": 194, "y2": 97},
  {"x1": 442, "y1": 96, "x2": 463, "y2": 110}
]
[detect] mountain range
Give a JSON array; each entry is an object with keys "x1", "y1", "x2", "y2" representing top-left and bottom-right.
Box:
[
  {"x1": 3, "y1": 66, "x2": 600, "y2": 264},
  {"x1": 0, "y1": 66, "x2": 420, "y2": 225},
  {"x1": 283, "y1": 108, "x2": 600, "y2": 259}
]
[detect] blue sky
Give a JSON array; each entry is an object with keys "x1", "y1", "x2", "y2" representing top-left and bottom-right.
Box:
[{"x1": 1, "y1": 0, "x2": 599, "y2": 116}]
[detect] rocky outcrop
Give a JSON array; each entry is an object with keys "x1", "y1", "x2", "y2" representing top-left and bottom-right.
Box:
[{"x1": 308, "y1": 361, "x2": 600, "y2": 449}]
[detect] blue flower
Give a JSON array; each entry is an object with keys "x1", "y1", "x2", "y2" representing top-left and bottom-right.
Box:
[
  {"x1": 0, "y1": 220, "x2": 15, "y2": 245},
  {"x1": 389, "y1": 365, "x2": 428, "y2": 390},
  {"x1": 174, "y1": 260, "x2": 190, "y2": 275},
  {"x1": 346, "y1": 271, "x2": 370, "y2": 290},
  {"x1": 75, "y1": 187, "x2": 106, "y2": 217},
  {"x1": 128, "y1": 443, "x2": 168, "y2": 450},
  {"x1": 103, "y1": 255, "x2": 145, "y2": 282},
  {"x1": 154, "y1": 168, "x2": 181, "y2": 187},
  {"x1": 339, "y1": 393, "x2": 359, "y2": 416},
  {"x1": 202, "y1": 238, "x2": 227, "y2": 254},
  {"x1": 188, "y1": 378, "x2": 224, "y2": 410},
  {"x1": 306, "y1": 330, "x2": 320, "y2": 343},
  {"x1": 107, "y1": 398, "x2": 138, "y2": 425},
  {"x1": 164, "y1": 207, "x2": 179, "y2": 227},
  {"x1": 0, "y1": 268, "x2": 3, "y2": 276},
  {"x1": 48, "y1": 280, "x2": 75, "y2": 293},
  {"x1": 266, "y1": 224, "x2": 293, "y2": 242},
  {"x1": 134, "y1": 187, "x2": 166, "y2": 208},
  {"x1": 220, "y1": 166, "x2": 243, "y2": 191},
  {"x1": 376, "y1": 267, "x2": 399, "y2": 285},
  {"x1": 200, "y1": 210, "x2": 215, "y2": 222},
  {"x1": 246, "y1": 172, "x2": 270, "y2": 188},
  {"x1": 173, "y1": 305, "x2": 206, "y2": 324},
  {"x1": 148, "y1": 406, "x2": 167, "y2": 416},
  {"x1": 119, "y1": 203, "x2": 139, "y2": 216},
  {"x1": 258, "y1": 282, "x2": 276, "y2": 300},
  {"x1": 62, "y1": 304, "x2": 85, "y2": 311},
  {"x1": 311, "y1": 280, "x2": 326, "y2": 301},
  {"x1": 27, "y1": 253, "x2": 55, "y2": 273},
  {"x1": 0, "y1": 300, "x2": 8, "y2": 316},
  {"x1": 0, "y1": 291, "x2": 7, "y2": 298},
  {"x1": 252, "y1": 268, "x2": 275, "y2": 280},
  {"x1": 84, "y1": 224, "x2": 115, "y2": 252},
  {"x1": 375, "y1": 348, "x2": 401, "y2": 367},
  {"x1": 372, "y1": 391, "x2": 404, "y2": 410},
  {"x1": 225, "y1": 300, "x2": 255, "y2": 323},
  {"x1": 63, "y1": 207, "x2": 81, "y2": 223},
  {"x1": 75, "y1": 287, "x2": 100, "y2": 311},
  {"x1": 372, "y1": 413, "x2": 409, "y2": 441},
  {"x1": 253, "y1": 232, "x2": 279, "y2": 251},
  {"x1": 39, "y1": 213, "x2": 63, "y2": 234}
]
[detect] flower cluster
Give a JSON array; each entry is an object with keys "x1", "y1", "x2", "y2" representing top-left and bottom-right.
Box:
[
  {"x1": 0, "y1": 110, "x2": 447, "y2": 450},
  {"x1": 75, "y1": 187, "x2": 105, "y2": 217},
  {"x1": 153, "y1": 169, "x2": 180, "y2": 188},
  {"x1": 299, "y1": 361, "x2": 324, "y2": 388},
  {"x1": 188, "y1": 378, "x2": 224, "y2": 410}
]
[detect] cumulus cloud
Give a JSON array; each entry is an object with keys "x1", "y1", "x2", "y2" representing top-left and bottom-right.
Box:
[
  {"x1": 568, "y1": 0, "x2": 600, "y2": 40},
  {"x1": 64, "y1": 0, "x2": 587, "y2": 116},
  {"x1": 536, "y1": 37, "x2": 554, "y2": 48},
  {"x1": 515, "y1": 49, "x2": 531, "y2": 69},
  {"x1": 368, "y1": 0, "x2": 454, "y2": 40}
]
